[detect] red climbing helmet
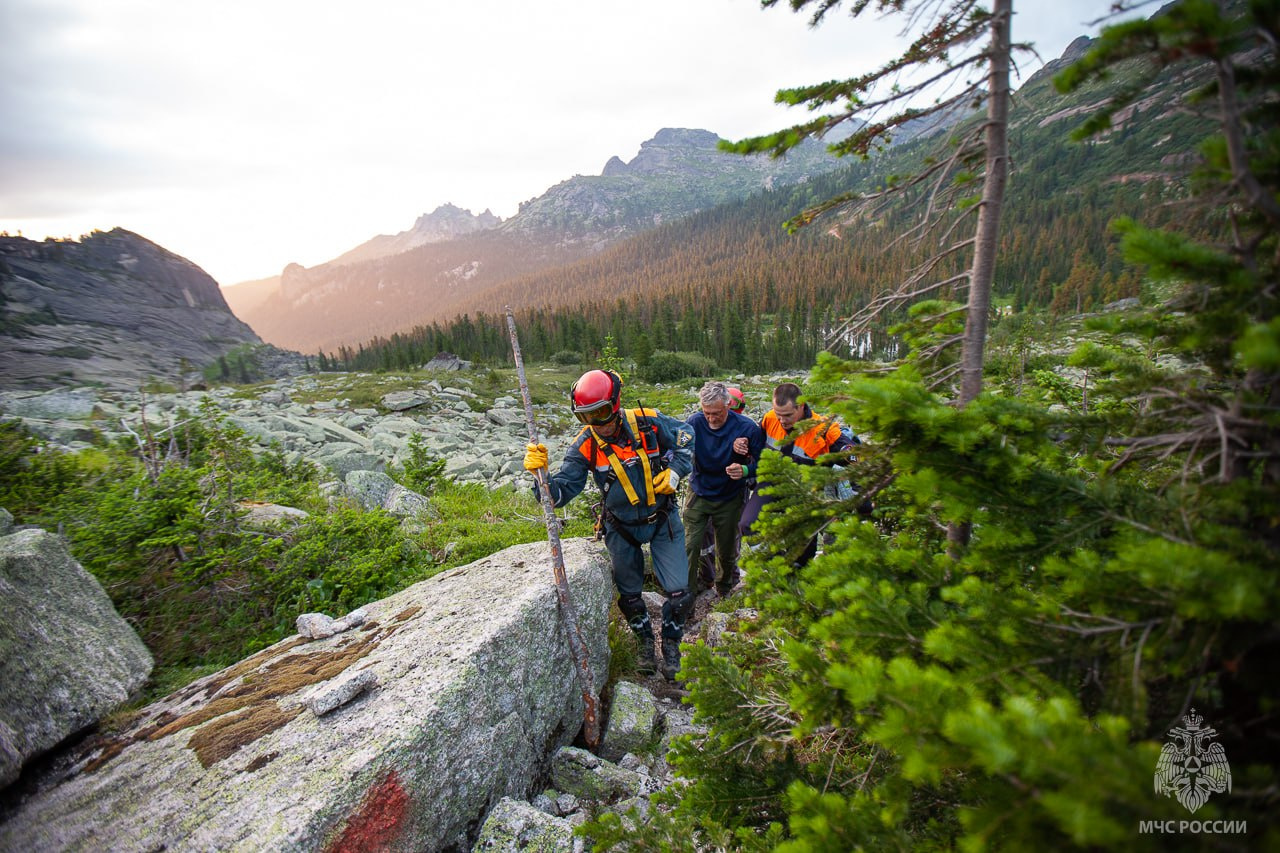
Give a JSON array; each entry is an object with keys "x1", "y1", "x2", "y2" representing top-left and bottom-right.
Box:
[
  {"x1": 727, "y1": 386, "x2": 746, "y2": 413},
  {"x1": 570, "y1": 369, "x2": 622, "y2": 426}
]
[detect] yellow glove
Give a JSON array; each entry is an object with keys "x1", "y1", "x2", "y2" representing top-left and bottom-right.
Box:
[
  {"x1": 652, "y1": 469, "x2": 679, "y2": 495},
  {"x1": 523, "y1": 442, "x2": 549, "y2": 472}
]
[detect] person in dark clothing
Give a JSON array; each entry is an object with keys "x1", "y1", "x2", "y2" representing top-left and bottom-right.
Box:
[
  {"x1": 523, "y1": 369, "x2": 695, "y2": 680},
  {"x1": 683, "y1": 381, "x2": 764, "y2": 597},
  {"x1": 697, "y1": 386, "x2": 749, "y2": 588},
  {"x1": 739, "y1": 381, "x2": 858, "y2": 567}
]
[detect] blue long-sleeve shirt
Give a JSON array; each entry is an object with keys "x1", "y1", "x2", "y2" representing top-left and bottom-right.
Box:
[{"x1": 685, "y1": 409, "x2": 764, "y2": 502}]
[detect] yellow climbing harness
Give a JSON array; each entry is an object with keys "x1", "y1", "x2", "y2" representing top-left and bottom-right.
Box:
[{"x1": 589, "y1": 407, "x2": 656, "y2": 507}]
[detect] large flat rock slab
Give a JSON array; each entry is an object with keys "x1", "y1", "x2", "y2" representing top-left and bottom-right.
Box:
[{"x1": 0, "y1": 538, "x2": 611, "y2": 852}]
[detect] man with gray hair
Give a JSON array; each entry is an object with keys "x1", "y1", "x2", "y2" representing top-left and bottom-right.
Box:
[{"x1": 683, "y1": 380, "x2": 765, "y2": 596}]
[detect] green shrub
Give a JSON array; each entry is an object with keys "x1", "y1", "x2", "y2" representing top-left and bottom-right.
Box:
[
  {"x1": 598, "y1": 335, "x2": 624, "y2": 376},
  {"x1": 0, "y1": 420, "x2": 85, "y2": 517},
  {"x1": 551, "y1": 350, "x2": 584, "y2": 366},
  {"x1": 203, "y1": 343, "x2": 265, "y2": 385},
  {"x1": 641, "y1": 350, "x2": 717, "y2": 383},
  {"x1": 267, "y1": 505, "x2": 432, "y2": 621},
  {"x1": 0, "y1": 406, "x2": 432, "y2": 670},
  {"x1": 417, "y1": 481, "x2": 594, "y2": 568},
  {"x1": 395, "y1": 433, "x2": 447, "y2": 495}
]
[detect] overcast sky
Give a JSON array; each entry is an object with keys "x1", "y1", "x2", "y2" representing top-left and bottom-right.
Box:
[{"x1": 1, "y1": 0, "x2": 1117, "y2": 286}]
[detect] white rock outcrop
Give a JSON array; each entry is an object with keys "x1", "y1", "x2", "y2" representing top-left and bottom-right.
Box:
[{"x1": 0, "y1": 538, "x2": 612, "y2": 853}]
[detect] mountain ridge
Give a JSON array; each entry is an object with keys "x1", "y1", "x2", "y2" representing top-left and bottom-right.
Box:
[
  {"x1": 226, "y1": 29, "x2": 1132, "y2": 356},
  {"x1": 224, "y1": 126, "x2": 855, "y2": 353},
  {"x1": 322, "y1": 26, "x2": 1218, "y2": 374},
  {"x1": 330, "y1": 204, "x2": 502, "y2": 268},
  {"x1": 0, "y1": 228, "x2": 261, "y2": 390}
]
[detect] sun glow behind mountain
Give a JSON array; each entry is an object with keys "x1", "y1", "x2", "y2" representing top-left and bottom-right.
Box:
[{"x1": 0, "y1": 0, "x2": 1114, "y2": 286}]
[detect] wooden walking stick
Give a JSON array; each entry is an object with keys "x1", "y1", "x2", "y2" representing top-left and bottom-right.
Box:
[{"x1": 505, "y1": 307, "x2": 601, "y2": 750}]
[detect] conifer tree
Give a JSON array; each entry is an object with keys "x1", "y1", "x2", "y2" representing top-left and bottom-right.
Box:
[
  {"x1": 725, "y1": 0, "x2": 1020, "y2": 548},
  {"x1": 585, "y1": 1, "x2": 1278, "y2": 849}
]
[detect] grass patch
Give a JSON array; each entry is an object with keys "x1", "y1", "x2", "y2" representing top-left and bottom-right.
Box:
[
  {"x1": 416, "y1": 481, "x2": 596, "y2": 568},
  {"x1": 139, "y1": 662, "x2": 225, "y2": 705},
  {"x1": 605, "y1": 612, "x2": 642, "y2": 686}
]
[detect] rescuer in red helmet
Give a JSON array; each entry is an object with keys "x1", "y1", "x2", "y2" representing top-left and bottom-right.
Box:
[
  {"x1": 523, "y1": 368, "x2": 696, "y2": 681},
  {"x1": 727, "y1": 386, "x2": 746, "y2": 414}
]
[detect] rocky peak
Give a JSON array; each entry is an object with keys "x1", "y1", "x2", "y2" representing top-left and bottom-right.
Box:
[
  {"x1": 278, "y1": 262, "x2": 311, "y2": 302},
  {"x1": 3, "y1": 229, "x2": 223, "y2": 308},
  {"x1": 1023, "y1": 34, "x2": 1097, "y2": 90},
  {"x1": 330, "y1": 204, "x2": 502, "y2": 268},
  {"x1": 0, "y1": 229, "x2": 260, "y2": 390},
  {"x1": 410, "y1": 203, "x2": 501, "y2": 238},
  {"x1": 603, "y1": 128, "x2": 729, "y2": 177},
  {"x1": 650, "y1": 127, "x2": 721, "y2": 148}
]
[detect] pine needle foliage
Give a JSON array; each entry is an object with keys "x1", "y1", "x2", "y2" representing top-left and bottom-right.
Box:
[{"x1": 584, "y1": 1, "x2": 1278, "y2": 849}]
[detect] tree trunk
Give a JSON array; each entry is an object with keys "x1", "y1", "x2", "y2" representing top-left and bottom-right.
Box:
[
  {"x1": 958, "y1": 0, "x2": 1011, "y2": 406},
  {"x1": 949, "y1": 0, "x2": 1012, "y2": 554}
]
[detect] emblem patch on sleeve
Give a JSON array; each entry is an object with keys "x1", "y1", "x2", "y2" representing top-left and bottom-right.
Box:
[{"x1": 677, "y1": 430, "x2": 693, "y2": 447}]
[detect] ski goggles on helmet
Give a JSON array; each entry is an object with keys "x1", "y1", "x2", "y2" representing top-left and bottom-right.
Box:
[{"x1": 572, "y1": 400, "x2": 619, "y2": 426}]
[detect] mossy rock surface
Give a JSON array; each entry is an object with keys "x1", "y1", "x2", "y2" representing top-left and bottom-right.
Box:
[
  {"x1": 472, "y1": 796, "x2": 574, "y2": 852},
  {"x1": 599, "y1": 680, "x2": 660, "y2": 762},
  {"x1": 0, "y1": 538, "x2": 612, "y2": 853},
  {"x1": 0, "y1": 528, "x2": 153, "y2": 787},
  {"x1": 549, "y1": 746, "x2": 643, "y2": 804}
]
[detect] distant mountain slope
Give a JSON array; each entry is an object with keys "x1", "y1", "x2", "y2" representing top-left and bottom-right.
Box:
[
  {"x1": 220, "y1": 274, "x2": 280, "y2": 319},
  {"x1": 330, "y1": 25, "x2": 1219, "y2": 374},
  {"x1": 241, "y1": 230, "x2": 583, "y2": 354},
  {"x1": 237, "y1": 12, "x2": 1212, "y2": 360},
  {"x1": 221, "y1": 205, "x2": 501, "y2": 326},
  {"x1": 0, "y1": 229, "x2": 260, "y2": 390},
  {"x1": 230, "y1": 128, "x2": 853, "y2": 353},
  {"x1": 331, "y1": 204, "x2": 502, "y2": 267},
  {"x1": 401, "y1": 29, "x2": 1209, "y2": 328}
]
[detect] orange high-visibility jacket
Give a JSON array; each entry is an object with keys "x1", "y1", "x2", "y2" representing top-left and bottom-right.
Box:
[{"x1": 760, "y1": 406, "x2": 853, "y2": 465}]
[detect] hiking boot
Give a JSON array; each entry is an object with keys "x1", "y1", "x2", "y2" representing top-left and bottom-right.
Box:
[
  {"x1": 634, "y1": 631, "x2": 658, "y2": 675},
  {"x1": 716, "y1": 570, "x2": 741, "y2": 599},
  {"x1": 661, "y1": 637, "x2": 682, "y2": 682}
]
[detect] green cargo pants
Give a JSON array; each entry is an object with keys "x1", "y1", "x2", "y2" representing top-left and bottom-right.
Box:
[{"x1": 683, "y1": 490, "x2": 746, "y2": 596}]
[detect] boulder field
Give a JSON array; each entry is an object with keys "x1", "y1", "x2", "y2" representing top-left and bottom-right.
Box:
[{"x1": 0, "y1": 375, "x2": 567, "y2": 492}]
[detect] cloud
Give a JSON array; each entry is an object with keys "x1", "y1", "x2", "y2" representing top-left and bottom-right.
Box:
[{"x1": 0, "y1": 0, "x2": 1116, "y2": 284}]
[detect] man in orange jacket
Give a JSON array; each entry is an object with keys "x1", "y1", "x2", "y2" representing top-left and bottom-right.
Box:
[{"x1": 738, "y1": 381, "x2": 858, "y2": 566}]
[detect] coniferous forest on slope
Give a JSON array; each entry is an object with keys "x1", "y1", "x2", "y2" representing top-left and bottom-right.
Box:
[{"x1": 321, "y1": 58, "x2": 1212, "y2": 375}]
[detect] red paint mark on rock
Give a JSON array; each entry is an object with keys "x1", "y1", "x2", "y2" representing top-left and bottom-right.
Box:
[{"x1": 324, "y1": 769, "x2": 411, "y2": 853}]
